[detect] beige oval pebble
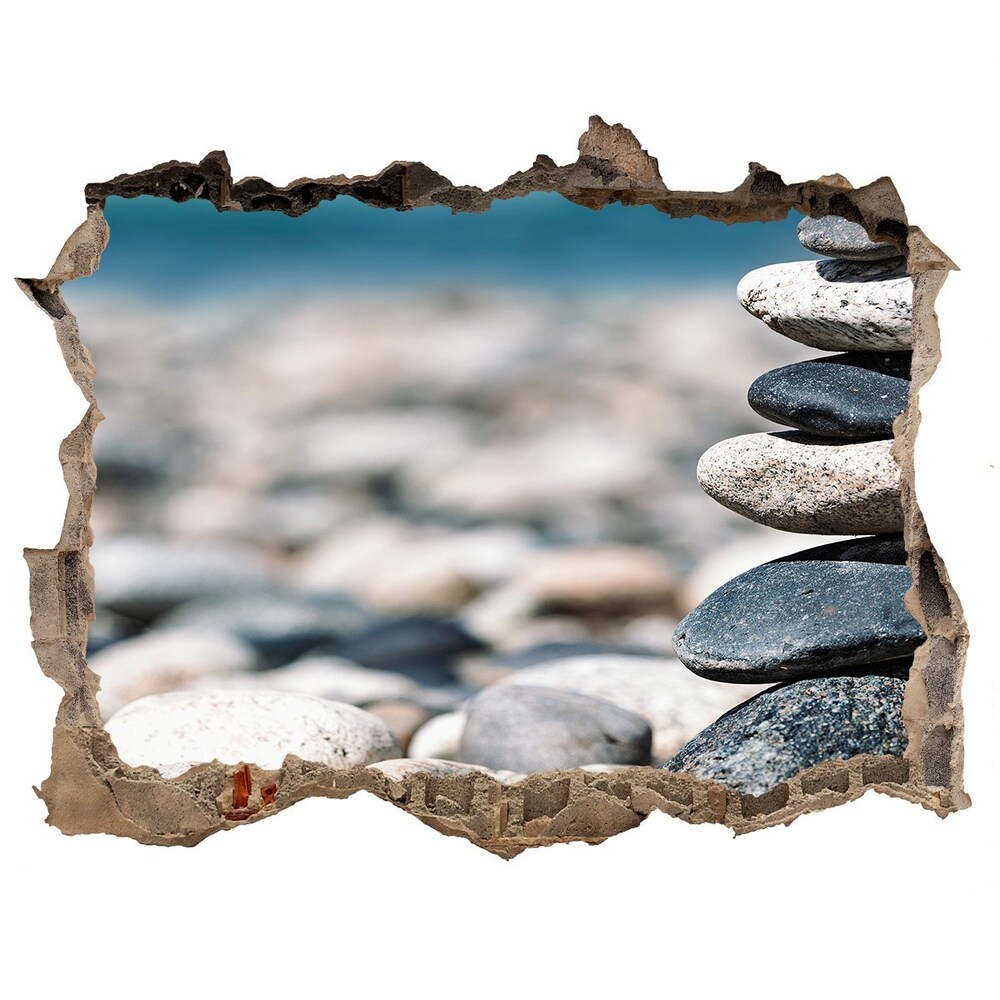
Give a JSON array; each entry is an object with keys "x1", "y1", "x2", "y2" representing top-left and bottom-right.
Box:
[
  {"x1": 91, "y1": 627, "x2": 260, "y2": 718},
  {"x1": 517, "y1": 545, "x2": 678, "y2": 615},
  {"x1": 106, "y1": 689, "x2": 400, "y2": 772},
  {"x1": 697, "y1": 432, "x2": 902, "y2": 534},
  {"x1": 737, "y1": 259, "x2": 912, "y2": 351}
]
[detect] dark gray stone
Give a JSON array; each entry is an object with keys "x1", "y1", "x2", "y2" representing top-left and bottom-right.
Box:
[
  {"x1": 773, "y1": 534, "x2": 906, "y2": 566},
  {"x1": 797, "y1": 215, "x2": 903, "y2": 261},
  {"x1": 156, "y1": 589, "x2": 370, "y2": 668},
  {"x1": 748, "y1": 352, "x2": 911, "y2": 440},
  {"x1": 332, "y1": 616, "x2": 487, "y2": 686},
  {"x1": 458, "y1": 685, "x2": 653, "y2": 773},
  {"x1": 672, "y1": 560, "x2": 924, "y2": 683},
  {"x1": 664, "y1": 671, "x2": 909, "y2": 796},
  {"x1": 86, "y1": 607, "x2": 143, "y2": 656}
]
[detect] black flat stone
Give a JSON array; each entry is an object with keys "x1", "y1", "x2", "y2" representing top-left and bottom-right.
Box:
[
  {"x1": 331, "y1": 616, "x2": 488, "y2": 686},
  {"x1": 663, "y1": 670, "x2": 909, "y2": 796},
  {"x1": 798, "y1": 215, "x2": 903, "y2": 261},
  {"x1": 748, "y1": 353, "x2": 911, "y2": 440},
  {"x1": 773, "y1": 534, "x2": 906, "y2": 565},
  {"x1": 672, "y1": 559, "x2": 924, "y2": 683}
]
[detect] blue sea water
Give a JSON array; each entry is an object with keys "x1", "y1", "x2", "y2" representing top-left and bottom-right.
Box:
[{"x1": 68, "y1": 192, "x2": 815, "y2": 301}]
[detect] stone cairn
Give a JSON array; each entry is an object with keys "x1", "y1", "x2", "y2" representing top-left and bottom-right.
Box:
[{"x1": 663, "y1": 215, "x2": 926, "y2": 797}]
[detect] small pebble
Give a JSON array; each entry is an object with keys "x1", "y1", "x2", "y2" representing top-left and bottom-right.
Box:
[
  {"x1": 406, "y1": 710, "x2": 467, "y2": 760},
  {"x1": 797, "y1": 215, "x2": 903, "y2": 261}
]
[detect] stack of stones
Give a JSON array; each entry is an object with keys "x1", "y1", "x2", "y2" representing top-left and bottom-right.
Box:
[{"x1": 664, "y1": 215, "x2": 926, "y2": 797}]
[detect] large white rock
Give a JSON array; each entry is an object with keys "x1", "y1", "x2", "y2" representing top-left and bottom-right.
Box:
[
  {"x1": 500, "y1": 655, "x2": 769, "y2": 763},
  {"x1": 697, "y1": 432, "x2": 902, "y2": 535},
  {"x1": 106, "y1": 690, "x2": 401, "y2": 772},
  {"x1": 737, "y1": 259, "x2": 912, "y2": 351},
  {"x1": 91, "y1": 627, "x2": 259, "y2": 717}
]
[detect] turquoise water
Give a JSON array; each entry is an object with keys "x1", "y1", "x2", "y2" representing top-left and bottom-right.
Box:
[{"x1": 69, "y1": 192, "x2": 815, "y2": 301}]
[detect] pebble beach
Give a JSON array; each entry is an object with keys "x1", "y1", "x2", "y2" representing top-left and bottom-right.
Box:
[{"x1": 65, "y1": 199, "x2": 918, "y2": 796}]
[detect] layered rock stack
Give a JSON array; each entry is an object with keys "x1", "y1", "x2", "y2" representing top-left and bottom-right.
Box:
[{"x1": 664, "y1": 215, "x2": 926, "y2": 797}]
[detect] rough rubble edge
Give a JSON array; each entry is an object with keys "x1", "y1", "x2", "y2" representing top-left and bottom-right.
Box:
[{"x1": 17, "y1": 114, "x2": 967, "y2": 859}]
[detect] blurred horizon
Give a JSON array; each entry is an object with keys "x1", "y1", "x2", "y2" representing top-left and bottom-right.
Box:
[{"x1": 67, "y1": 192, "x2": 815, "y2": 302}]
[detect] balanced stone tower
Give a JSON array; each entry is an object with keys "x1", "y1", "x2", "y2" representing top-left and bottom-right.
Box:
[{"x1": 664, "y1": 215, "x2": 925, "y2": 797}]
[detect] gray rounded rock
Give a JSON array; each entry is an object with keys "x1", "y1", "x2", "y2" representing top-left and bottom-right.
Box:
[
  {"x1": 664, "y1": 672, "x2": 909, "y2": 796},
  {"x1": 457, "y1": 685, "x2": 653, "y2": 773},
  {"x1": 697, "y1": 431, "x2": 902, "y2": 535},
  {"x1": 797, "y1": 215, "x2": 903, "y2": 261},
  {"x1": 737, "y1": 259, "x2": 912, "y2": 352},
  {"x1": 748, "y1": 352, "x2": 911, "y2": 440},
  {"x1": 92, "y1": 535, "x2": 273, "y2": 622},
  {"x1": 500, "y1": 654, "x2": 769, "y2": 763},
  {"x1": 672, "y1": 560, "x2": 924, "y2": 683}
]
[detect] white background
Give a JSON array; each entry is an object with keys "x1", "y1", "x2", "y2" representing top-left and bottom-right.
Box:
[{"x1": 1, "y1": 4, "x2": 996, "y2": 996}]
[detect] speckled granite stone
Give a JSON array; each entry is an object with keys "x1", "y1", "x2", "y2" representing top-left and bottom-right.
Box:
[
  {"x1": 672, "y1": 560, "x2": 923, "y2": 683},
  {"x1": 797, "y1": 215, "x2": 903, "y2": 261},
  {"x1": 748, "y1": 352, "x2": 911, "y2": 440},
  {"x1": 664, "y1": 671, "x2": 909, "y2": 796},
  {"x1": 737, "y1": 259, "x2": 912, "y2": 351},
  {"x1": 697, "y1": 431, "x2": 902, "y2": 534}
]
